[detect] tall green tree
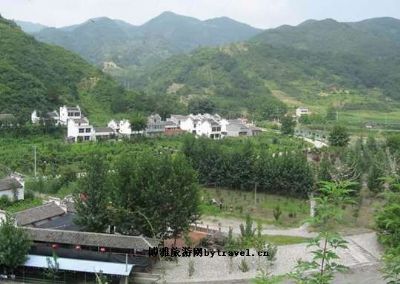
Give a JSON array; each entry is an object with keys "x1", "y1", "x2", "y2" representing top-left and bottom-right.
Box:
[
  {"x1": 280, "y1": 116, "x2": 296, "y2": 135},
  {"x1": 74, "y1": 154, "x2": 110, "y2": 232},
  {"x1": 188, "y1": 97, "x2": 216, "y2": 114},
  {"x1": 0, "y1": 214, "x2": 31, "y2": 273},
  {"x1": 130, "y1": 113, "x2": 147, "y2": 132},
  {"x1": 328, "y1": 125, "x2": 350, "y2": 147},
  {"x1": 111, "y1": 152, "x2": 200, "y2": 238}
]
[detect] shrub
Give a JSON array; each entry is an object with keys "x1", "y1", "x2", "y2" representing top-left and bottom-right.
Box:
[{"x1": 238, "y1": 258, "x2": 250, "y2": 272}]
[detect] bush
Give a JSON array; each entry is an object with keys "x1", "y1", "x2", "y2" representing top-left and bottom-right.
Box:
[{"x1": 238, "y1": 258, "x2": 250, "y2": 272}]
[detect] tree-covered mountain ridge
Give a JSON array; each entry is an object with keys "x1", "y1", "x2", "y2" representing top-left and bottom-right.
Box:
[
  {"x1": 0, "y1": 15, "x2": 128, "y2": 121},
  {"x1": 125, "y1": 16, "x2": 400, "y2": 119},
  {"x1": 25, "y1": 11, "x2": 262, "y2": 68}
]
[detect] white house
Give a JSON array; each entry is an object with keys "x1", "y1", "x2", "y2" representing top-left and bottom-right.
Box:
[
  {"x1": 0, "y1": 177, "x2": 24, "y2": 201},
  {"x1": 167, "y1": 115, "x2": 188, "y2": 129},
  {"x1": 31, "y1": 110, "x2": 41, "y2": 124},
  {"x1": 93, "y1": 127, "x2": 115, "y2": 140},
  {"x1": 59, "y1": 106, "x2": 82, "y2": 125},
  {"x1": 67, "y1": 118, "x2": 94, "y2": 142},
  {"x1": 145, "y1": 114, "x2": 166, "y2": 136},
  {"x1": 108, "y1": 119, "x2": 133, "y2": 136},
  {"x1": 296, "y1": 107, "x2": 310, "y2": 117},
  {"x1": 196, "y1": 119, "x2": 222, "y2": 139},
  {"x1": 31, "y1": 110, "x2": 60, "y2": 125}
]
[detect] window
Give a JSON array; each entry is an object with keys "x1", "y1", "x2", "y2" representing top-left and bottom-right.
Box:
[
  {"x1": 84, "y1": 136, "x2": 90, "y2": 141},
  {"x1": 86, "y1": 128, "x2": 91, "y2": 133},
  {"x1": 79, "y1": 128, "x2": 84, "y2": 133},
  {"x1": 68, "y1": 112, "x2": 73, "y2": 117},
  {"x1": 75, "y1": 112, "x2": 80, "y2": 117}
]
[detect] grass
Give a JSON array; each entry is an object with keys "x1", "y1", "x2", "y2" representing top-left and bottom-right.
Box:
[
  {"x1": 1, "y1": 198, "x2": 43, "y2": 213},
  {"x1": 200, "y1": 187, "x2": 310, "y2": 227},
  {"x1": 262, "y1": 235, "x2": 311, "y2": 245}
]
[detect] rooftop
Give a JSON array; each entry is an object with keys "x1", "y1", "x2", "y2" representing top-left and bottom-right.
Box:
[
  {"x1": 0, "y1": 177, "x2": 22, "y2": 192},
  {"x1": 94, "y1": 127, "x2": 114, "y2": 133},
  {"x1": 24, "y1": 227, "x2": 160, "y2": 251},
  {"x1": 15, "y1": 202, "x2": 66, "y2": 226}
]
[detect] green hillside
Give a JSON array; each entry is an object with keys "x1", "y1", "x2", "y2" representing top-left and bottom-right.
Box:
[
  {"x1": 30, "y1": 12, "x2": 261, "y2": 68},
  {"x1": 0, "y1": 16, "x2": 128, "y2": 121}
]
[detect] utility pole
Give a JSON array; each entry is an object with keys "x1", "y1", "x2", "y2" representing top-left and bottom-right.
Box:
[{"x1": 33, "y1": 145, "x2": 37, "y2": 178}]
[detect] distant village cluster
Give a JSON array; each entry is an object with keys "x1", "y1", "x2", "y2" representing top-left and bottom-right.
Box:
[{"x1": 31, "y1": 106, "x2": 262, "y2": 142}]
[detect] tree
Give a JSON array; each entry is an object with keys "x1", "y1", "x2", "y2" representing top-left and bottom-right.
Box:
[
  {"x1": 74, "y1": 154, "x2": 110, "y2": 232},
  {"x1": 188, "y1": 97, "x2": 216, "y2": 114},
  {"x1": 290, "y1": 180, "x2": 355, "y2": 284},
  {"x1": 328, "y1": 125, "x2": 350, "y2": 147},
  {"x1": 375, "y1": 184, "x2": 400, "y2": 283},
  {"x1": 0, "y1": 214, "x2": 31, "y2": 273},
  {"x1": 110, "y1": 152, "x2": 200, "y2": 238},
  {"x1": 280, "y1": 116, "x2": 296, "y2": 135},
  {"x1": 130, "y1": 113, "x2": 147, "y2": 132}
]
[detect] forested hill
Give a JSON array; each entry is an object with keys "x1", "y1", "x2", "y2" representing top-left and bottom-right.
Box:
[
  {"x1": 127, "y1": 17, "x2": 400, "y2": 119},
  {"x1": 0, "y1": 16, "x2": 127, "y2": 121},
  {"x1": 253, "y1": 17, "x2": 400, "y2": 57},
  {"x1": 27, "y1": 12, "x2": 262, "y2": 68}
]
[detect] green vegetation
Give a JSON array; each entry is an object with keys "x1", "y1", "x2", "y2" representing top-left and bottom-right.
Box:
[
  {"x1": 0, "y1": 214, "x2": 32, "y2": 273},
  {"x1": 73, "y1": 149, "x2": 200, "y2": 238},
  {"x1": 290, "y1": 181, "x2": 355, "y2": 284},
  {"x1": 0, "y1": 16, "x2": 129, "y2": 121},
  {"x1": 262, "y1": 235, "x2": 311, "y2": 246},
  {"x1": 184, "y1": 136, "x2": 314, "y2": 198},
  {"x1": 32, "y1": 12, "x2": 261, "y2": 68},
  {"x1": 200, "y1": 188, "x2": 309, "y2": 227}
]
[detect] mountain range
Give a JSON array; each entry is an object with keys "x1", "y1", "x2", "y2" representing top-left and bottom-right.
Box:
[
  {"x1": 21, "y1": 12, "x2": 262, "y2": 68},
  {"x1": 8, "y1": 13, "x2": 400, "y2": 122}
]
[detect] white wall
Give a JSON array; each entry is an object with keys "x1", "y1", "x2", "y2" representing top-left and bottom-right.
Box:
[{"x1": 0, "y1": 187, "x2": 24, "y2": 201}]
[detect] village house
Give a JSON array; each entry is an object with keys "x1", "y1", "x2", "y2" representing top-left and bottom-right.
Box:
[
  {"x1": 93, "y1": 127, "x2": 115, "y2": 140},
  {"x1": 31, "y1": 110, "x2": 60, "y2": 125},
  {"x1": 0, "y1": 113, "x2": 16, "y2": 127},
  {"x1": 295, "y1": 107, "x2": 310, "y2": 117},
  {"x1": 3, "y1": 197, "x2": 160, "y2": 282},
  {"x1": 67, "y1": 117, "x2": 94, "y2": 142},
  {"x1": 145, "y1": 114, "x2": 166, "y2": 136},
  {"x1": 108, "y1": 119, "x2": 132, "y2": 136},
  {"x1": 0, "y1": 176, "x2": 24, "y2": 201},
  {"x1": 59, "y1": 105, "x2": 82, "y2": 125}
]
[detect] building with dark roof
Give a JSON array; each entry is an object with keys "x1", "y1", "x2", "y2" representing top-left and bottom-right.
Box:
[{"x1": 0, "y1": 177, "x2": 24, "y2": 201}]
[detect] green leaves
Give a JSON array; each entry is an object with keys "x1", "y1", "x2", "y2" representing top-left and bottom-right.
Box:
[{"x1": 0, "y1": 214, "x2": 31, "y2": 272}]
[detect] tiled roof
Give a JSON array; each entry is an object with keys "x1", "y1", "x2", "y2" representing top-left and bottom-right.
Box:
[
  {"x1": 15, "y1": 202, "x2": 65, "y2": 226},
  {"x1": 0, "y1": 177, "x2": 22, "y2": 192},
  {"x1": 24, "y1": 227, "x2": 160, "y2": 251}
]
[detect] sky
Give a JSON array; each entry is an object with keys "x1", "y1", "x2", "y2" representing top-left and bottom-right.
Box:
[{"x1": 1, "y1": 0, "x2": 400, "y2": 29}]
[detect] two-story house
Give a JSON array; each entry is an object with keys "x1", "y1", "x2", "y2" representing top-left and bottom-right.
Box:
[
  {"x1": 59, "y1": 106, "x2": 82, "y2": 125},
  {"x1": 67, "y1": 118, "x2": 94, "y2": 142},
  {"x1": 145, "y1": 114, "x2": 166, "y2": 136}
]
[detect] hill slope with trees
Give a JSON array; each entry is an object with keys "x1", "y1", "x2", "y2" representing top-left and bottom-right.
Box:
[
  {"x1": 28, "y1": 12, "x2": 262, "y2": 68},
  {"x1": 0, "y1": 15, "x2": 130, "y2": 121}
]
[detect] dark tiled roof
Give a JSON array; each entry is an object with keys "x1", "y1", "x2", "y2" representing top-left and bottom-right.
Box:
[
  {"x1": 0, "y1": 177, "x2": 22, "y2": 192},
  {"x1": 0, "y1": 113, "x2": 15, "y2": 121},
  {"x1": 15, "y1": 202, "x2": 65, "y2": 226},
  {"x1": 66, "y1": 107, "x2": 80, "y2": 111},
  {"x1": 24, "y1": 227, "x2": 160, "y2": 251},
  {"x1": 94, "y1": 127, "x2": 114, "y2": 133}
]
